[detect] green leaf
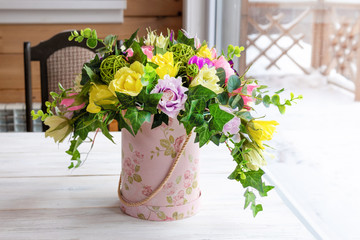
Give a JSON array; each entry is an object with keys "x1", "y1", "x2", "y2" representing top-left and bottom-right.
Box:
[
  {"x1": 167, "y1": 196, "x2": 173, "y2": 204},
  {"x1": 275, "y1": 88, "x2": 285, "y2": 94},
  {"x1": 135, "y1": 165, "x2": 140, "y2": 173},
  {"x1": 188, "y1": 85, "x2": 217, "y2": 102},
  {"x1": 227, "y1": 75, "x2": 241, "y2": 93},
  {"x1": 83, "y1": 28, "x2": 92, "y2": 38},
  {"x1": 251, "y1": 203, "x2": 263, "y2": 217},
  {"x1": 244, "y1": 189, "x2": 256, "y2": 209},
  {"x1": 263, "y1": 95, "x2": 271, "y2": 107},
  {"x1": 259, "y1": 183, "x2": 275, "y2": 197},
  {"x1": 216, "y1": 68, "x2": 226, "y2": 86},
  {"x1": 278, "y1": 105, "x2": 286, "y2": 114},
  {"x1": 151, "y1": 112, "x2": 169, "y2": 129},
  {"x1": 128, "y1": 41, "x2": 147, "y2": 65},
  {"x1": 229, "y1": 94, "x2": 244, "y2": 110},
  {"x1": 83, "y1": 64, "x2": 99, "y2": 82},
  {"x1": 86, "y1": 38, "x2": 98, "y2": 48},
  {"x1": 124, "y1": 29, "x2": 139, "y2": 49},
  {"x1": 115, "y1": 113, "x2": 134, "y2": 136},
  {"x1": 157, "y1": 211, "x2": 166, "y2": 220},
  {"x1": 115, "y1": 92, "x2": 135, "y2": 109},
  {"x1": 194, "y1": 122, "x2": 212, "y2": 147},
  {"x1": 176, "y1": 176, "x2": 182, "y2": 184},
  {"x1": 133, "y1": 174, "x2": 142, "y2": 182},
  {"x1": 124, "y1": 107, "x2": 151, "y2": 135},
  {"x1": 176, "y1": 30, "x2": 195, "y2": 49},
  {"x1": 128, "y1": 176, "x2": 133, "y2": 184},
  {"x1": 239, "y1": 169, "x2": 265, "y2": 195},
  {"x1": 217, "y1": 92, "x2": 229, "y2": 105},
  {"x1": 137, "y1": 213, "x2": 146, "y2": 220},
  {"x1": 208, "y1": 103, "x2": 234, "y2": 132},
  {"x1": 271, "y1": 94, "x2": 280, "y2": 105},
  {"x1": 137, "y1": 89, "x2": 162, "y2": 114}
]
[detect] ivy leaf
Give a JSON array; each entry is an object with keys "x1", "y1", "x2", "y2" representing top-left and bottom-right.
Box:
[
  {"x1": 239, "y1": 169, "x2": 265, "y2": 195},
  {"x1": 115, "y1": 113, "x2": 134, "y2": 136},
  {"x1": 251, "y1": 203, "x2": 263, "y2": 217},
  {"x1": 152, "y1": 112, "x2": 169, "y2": 129},
  {"x1": 194, "y1": 122, "x2": 212, "y2": 147},
  {"x1": 244, "y1": 189, "x2": 256, "y2": 209},
  {"x1": 188, "y1": 85, "x2": 217, "y2": 102},
  {"x1": 124, "y1": 107, "x2": 151, "y2": 135},
  {"x1": 259, "y1": 183, "x2": 275, "y2": 197},
  {"x1": 227, "y1": 75, "x2": 241, "y2": 93},
  {"x1": 208, "y1": 103, "x2": 234, "y2": 132},
  {"x1": 137, "y1": 89, "x2": 162, "y2": 114}
]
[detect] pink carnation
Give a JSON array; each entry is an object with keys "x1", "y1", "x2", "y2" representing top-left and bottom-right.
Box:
[
  {"x1": 233, "y1": 83, "x2": 259, "y2": 109},
  {"x1": 142, "y1": 185, "x2": 153, "y2": 197},
  {"x1": 141, "y1": 46, "x2": 154, "y2": 59},
  {"x1": 213, "y1": 56, "x2": 235, "y2": 83}
]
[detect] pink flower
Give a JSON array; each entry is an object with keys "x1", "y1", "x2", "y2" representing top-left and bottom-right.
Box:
[
  {"x1": 184, "y1": 170, "x2": 192, "y2": 179},
  {"x1": 213, "y1": 56, "x2": 235, "y2": 83},
  {"x1": 184, "y1": 178, "x2": 192, "y2": 188},
  {"x1": 173, "y1": 190, "x2": 185, "y2": 206},
  {"x1": 124, "y1": 157, "x2": 135, "y2": 176},
  {"x1": 60, "y1": 93, "x2": 85, "y2": 111},
  {"x1": 126, "y1": 48, "x2": 134, "y2": 58},
  {"x1": 174, "y1": 135, "x2": 186, "y2": 153},
  {"x1": 163, "y1": 182, "x2": 175, "y2": 195},
  {"x1": 233, "y1": 83, "x2": 259, "y2": 109},
  {"x1": 142, "y1": 185, "x2": 153, "y2": 197},
  {"x1": 141, "y1": 46, "x2": 154, "y2": 59},
  {"x1": 132, "y1": 150, "x2": 144, "y2": 165}
]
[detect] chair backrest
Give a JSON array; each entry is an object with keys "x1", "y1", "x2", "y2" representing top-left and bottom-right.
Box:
[{"x1": 24, "y1": 31, "x2": 102, "y2": 132}]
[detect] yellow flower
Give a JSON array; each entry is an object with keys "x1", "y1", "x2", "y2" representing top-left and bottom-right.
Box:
[
  {"x1": 190, "y1": 65, "x2": 224, "y2": 94},
  {"x1": 87, "y1": 84, "x2": 118, "y2": 113},
  {"x1": 197, "y1": 44, "x2": 215, "y2": 60},
  {"x1": 246, "y1": 120, "x2": 279, "y2": 149},
  {"x1": 151, "y1": 52, "x2": 179, "y2": 79},
  {"x1": 243, "y1": 142, "x2": 266, "y2": 171},
  {"x1": 155, "y1": 33, "x2": 168, "y2": 49},
  {"x1": 109, "y1": 61, "x2": 144, "y2": 97},
  {"x1": 44, "y1": 116, "x2": 73, "y2": 143}
]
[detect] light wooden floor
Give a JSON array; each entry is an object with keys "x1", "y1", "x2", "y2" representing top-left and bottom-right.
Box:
[{"x1": 0, "y1": 132, "x2": 315, "y2": 240}]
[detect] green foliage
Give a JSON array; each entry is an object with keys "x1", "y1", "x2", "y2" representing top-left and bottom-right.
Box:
[
  {"x1": 124, "y1": 107, "x2": 151, "y2": 135},
  {"x1": 227, "y1": 75, "x2": 241, "y2": 93}
]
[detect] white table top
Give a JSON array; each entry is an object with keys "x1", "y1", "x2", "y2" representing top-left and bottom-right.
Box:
[{"x1": 0, "y1": 132, "x2": 315, "y2": 240}]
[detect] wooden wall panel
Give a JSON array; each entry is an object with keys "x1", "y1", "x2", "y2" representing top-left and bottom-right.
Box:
[{"x1": 0, "y1": 0, "x2": 183, "y2": 103}]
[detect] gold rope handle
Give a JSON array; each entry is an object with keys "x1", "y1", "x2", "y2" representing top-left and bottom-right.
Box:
[{"x1": 118, "y1": 132, "x2": 192, "y2": 207}]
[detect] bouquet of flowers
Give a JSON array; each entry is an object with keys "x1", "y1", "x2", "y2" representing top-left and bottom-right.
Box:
[{"x1": 32, "y1": 28, "x2": 301, "y2": 217}]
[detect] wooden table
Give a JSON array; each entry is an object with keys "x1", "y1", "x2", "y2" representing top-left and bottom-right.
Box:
[{"x1": 0, "y1": 132, "x2": 315, "y2": 239}]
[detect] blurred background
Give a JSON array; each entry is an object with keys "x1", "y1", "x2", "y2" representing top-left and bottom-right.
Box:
[{"x1": 0, "y1": 0, "x2": 359, "y2": 239}]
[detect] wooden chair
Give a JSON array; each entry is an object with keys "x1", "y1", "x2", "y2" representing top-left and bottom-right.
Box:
[{"x1": 23, "y1": 31, "x2": 103, "y2": 132}]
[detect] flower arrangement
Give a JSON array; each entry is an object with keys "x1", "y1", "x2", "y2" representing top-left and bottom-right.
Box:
[{"x1": 32, "y1": 28, "x2": 301, "y2": 217}]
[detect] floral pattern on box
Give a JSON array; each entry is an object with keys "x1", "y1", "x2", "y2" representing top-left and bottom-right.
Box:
[{"x1": 119, "y1": 118, "x2": 200, "y2": 221}]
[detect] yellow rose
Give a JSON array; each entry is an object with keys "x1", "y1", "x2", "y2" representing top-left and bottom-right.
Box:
[
  {"x1": 109, "y1": 61, "x2": 144, "y2": 97},
  {"x1": 190, "y1": 65, "x2": 224, "y2": 94},
  {"x1": 246, "y1": 120, "x2": 279, "y2": 149},
  {"x1": 151, "y1": 52, "x2": 179, "y2": 79},
  {"x1": 87, "y1": 84, "x2": 118, "y2": 113},
  {"x1": 243, "y1": 142, "x2": 267, "y2": 171},
  {"x1": 197, "y1": 44, "x2": 215, "y2": 60},
  {"x1": 44, "y1": 116, "x2": 73, "y2": 143}
]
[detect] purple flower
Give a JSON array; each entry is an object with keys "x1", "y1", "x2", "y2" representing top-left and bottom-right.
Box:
[
  {"x1": 188, "y1": 56, "x2": 214, "y2": 69},
  {"x1": 151, "y1": 75, "x2": 188, "y2": 118},
  {"x1": 220, "y1": 106, "x2": 240, "y2": 135}
]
